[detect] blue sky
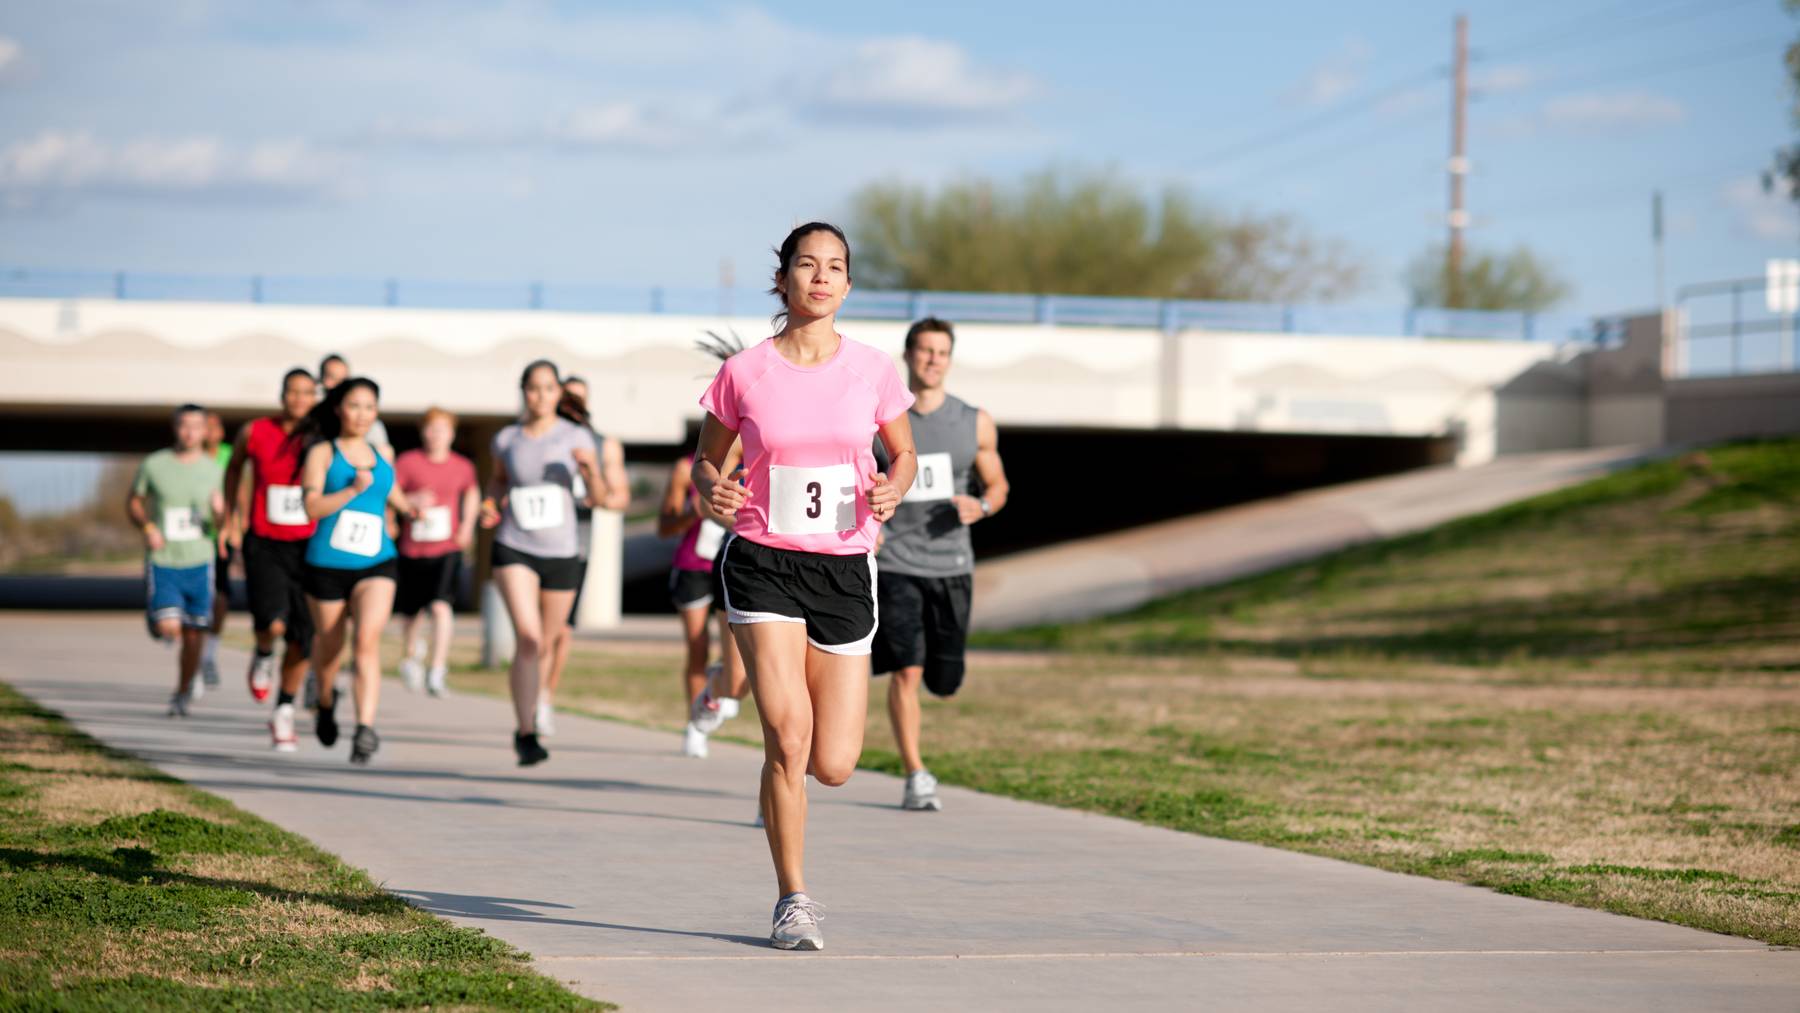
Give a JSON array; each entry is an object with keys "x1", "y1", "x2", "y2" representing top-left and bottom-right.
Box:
[{"x1": 0, "y1": 0, "x2": 1795, "y2": 317}]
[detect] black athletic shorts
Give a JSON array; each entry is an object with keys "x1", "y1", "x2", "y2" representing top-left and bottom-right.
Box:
[
  {"x1": 214, "y1": 545, "x2": 233, "y2": 599},
  {"x1": 396, "y1": 552, "x2": 462, "y2": 616},
  {"x1": 668, "y1": 567, "x2": 721, "y2": 612},
  {"x1": 568, "y1": 557, "x2": 592, "y2": 623},
  {"x1": 493, "y1": 542, "x2": 582, "y2": 592},
  {"x1": 242, "y1": 533, "x2": 313, "y2": 648},
  {"x1": 718, "y1": 534, "x2": 876, "y2": 655},
  {"x1": 304, "y1": 558, "x2": 398, "y2": 603},
  {"x1": 871, "y1": 572, "x2": 974, "y2": 697}
]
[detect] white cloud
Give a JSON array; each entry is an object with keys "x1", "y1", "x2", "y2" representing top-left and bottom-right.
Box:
[
  {"x1": 0, "y1": 129, "x2": 345, "y2": 209},
  {"x1": 1286, "y1": 38, "x2": 1373, "y2": 107},
  {"x1": 1471, "y1": 64, "x2": 1537, "y2": 95},
  {"x1": 1722, "y1": 175, "x2": 1800, "y2": 242},
  {"x1": 1542, "y1": 90, "x2": 1685, "y2": 130},
  {"x1": 0, "y1": 36, "x2": 20, "y2": 75},
  {"x1": 803, "y1": 36, "x2": 1038, "y2": 124}
]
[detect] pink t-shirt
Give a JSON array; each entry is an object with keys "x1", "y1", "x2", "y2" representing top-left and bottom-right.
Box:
[
  {"x1": 698, "y1": 336, "x2": 914, "y2": 556},
  {"x1": 670, "y1": 455, "x2": 720, "y2": 573},
  {"x1": 394, "y1": 449, "x2": 478, "y2": 558}
]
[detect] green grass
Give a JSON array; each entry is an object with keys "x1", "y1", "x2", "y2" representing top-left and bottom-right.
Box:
[{"x1": 0, "y1": 683, "x2": 608, "y2": 1011}]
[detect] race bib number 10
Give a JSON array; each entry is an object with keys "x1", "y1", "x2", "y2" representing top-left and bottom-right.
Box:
[
  {"x1": 328, "y1": 510, "x2": 384, "y2": 557},
  {"x1": 511, "y1": 484, "x2": 566, "y2": 532},
  {"x1": 265, "y1": 484, "x2": 308, "y2": 526},
  {"x1": 767, "y1": 464, "x2": 857, "y2": 535},
  {"x1": 904, "y1": 452, "x2": 955, "y2": 503}
]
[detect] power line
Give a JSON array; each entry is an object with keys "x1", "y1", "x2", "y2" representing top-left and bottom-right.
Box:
[
  {"x1": 1485, "y1": 36, "x2": 1777, "y2": 99},
  {"x1": 1483, "y1": 0, "x2": 1762, "y2": 61},
  {"x1": 1189, "y1": 68, "x2": 1445, "y2": 173}
]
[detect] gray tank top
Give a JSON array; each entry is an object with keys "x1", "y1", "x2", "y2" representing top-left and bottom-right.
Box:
[
  {"x1": 876, "y1": 394, "x2": 979, "y2": 577},
  {"x1": 493, "y1": 418, "x2": 597, "y2": 559},
  {"x1": 574, "y1": 428, "x2": 605, "y2": 561}
]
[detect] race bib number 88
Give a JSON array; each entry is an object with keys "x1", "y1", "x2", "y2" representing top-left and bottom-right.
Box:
[
  {"x1": 767, "y1": 464, "x2": 857, "y2": 535},
  {"x1": 328, "y1": 510, "x2": 384, "y2": 557},
  {"x1": 903, "y1": 452, "x2": 955, "y2": 503}
]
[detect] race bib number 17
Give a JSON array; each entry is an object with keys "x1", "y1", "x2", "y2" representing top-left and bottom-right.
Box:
[
  {"x1": 512, "y1": 484, "x2": 565, "y2": 532},
  {"x1": 767, "y1": 464, "x2": 857, "y2": 535}
]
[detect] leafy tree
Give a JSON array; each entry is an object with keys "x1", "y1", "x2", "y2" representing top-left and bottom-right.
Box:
[
  {"x1": 1405, "y1": 244, "x2": 1572, "y2": 312},
  {"x1": 1766, "y1": 0, "x2": 1800, "y2": 206},
  {"x1": 848, "y1": 168, "x2": 1362, "y2": 302}
]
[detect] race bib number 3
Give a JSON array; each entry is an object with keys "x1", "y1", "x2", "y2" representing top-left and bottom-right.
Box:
[
  {"x1": 265, "y1": 484, "x2": 308, "y2": 526},
  {"x1": 328, "y1": 510, "x2": 384, "y2": 557},
  {"x1": 694, "y1": 519, "x2": 726, "y2": 561},
  {"x1": 904, "y1": 452, "x2": 955, "y2": 504},
  {"x1": 411, "y1": 505, "x2": 453, "y2": 543},
  {"x1": 768, "y1": 464, "x2": 857, "y2": 536},
  {"x1": 512, "y1": 484, "x2": 566, "y2": 532},
  {"x1": 162, "y1": 507, "x2": 203, "y2": 542}
]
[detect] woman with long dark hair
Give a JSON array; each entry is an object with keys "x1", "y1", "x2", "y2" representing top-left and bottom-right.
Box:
[
  {"x1": 481, "y1": 359, "x2": 606, "y2": 766},
  {"x1": 294, "y1": 377, "x2": 418, "y2": 765},
  {"x1": 694, "y1": 222, "x2": 917, "y2": 949}
]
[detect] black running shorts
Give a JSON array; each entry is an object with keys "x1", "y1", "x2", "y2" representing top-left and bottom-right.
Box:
[
  {"x1": 718, "y1": 534, "x2": 876, "y2": 656},
  {"x1": 871, "y1": 571, "x2": 973, "y2": 696},
  {"x1": 304, "y1": 558, "x2": 398, "y2": 603},
  {"x1": 396, "y1": 552, "x2": 462, "y2": 616},
  {"x1": 492, "y1": 542, "x2": 583, "y2": 592},
  {"x1": 668, "y1": 568, "x2": 719, "y2": 612},
  {"x1": 242, "y1": 533, "x2": 313, "y2": 648}
]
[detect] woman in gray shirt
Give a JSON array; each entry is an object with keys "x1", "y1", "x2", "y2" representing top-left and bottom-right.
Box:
[{"x1": 479, "y1": 360, "x2": 604, "y2": 766}]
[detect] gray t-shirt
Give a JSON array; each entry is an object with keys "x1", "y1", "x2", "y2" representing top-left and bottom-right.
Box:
[
  {"x1": 492, "y1": 418, "x2": 597, "y2": 559},
  {"x1": 875, "y1": 394, "x2": 981, "y2": 578}
]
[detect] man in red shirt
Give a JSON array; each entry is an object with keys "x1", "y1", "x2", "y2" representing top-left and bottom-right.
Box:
[
  {"x1": 222, "y1": 367, "x2": 319, "y2": 751},
  {"x1": 393, "y1": 407, "x2": 479, "y2": 696}
]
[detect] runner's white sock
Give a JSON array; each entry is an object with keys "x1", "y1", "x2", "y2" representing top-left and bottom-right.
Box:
[{"x1": 203, "y1": 635, "x2": 219, "y2": 665}]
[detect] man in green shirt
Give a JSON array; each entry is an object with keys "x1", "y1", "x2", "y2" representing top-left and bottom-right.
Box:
[
  {"x1": 202, "y1": 410, "x2": 232, "y2": 690},
  {"x1": 128, "y1": 404, "x2": 226, "y2": 717}
]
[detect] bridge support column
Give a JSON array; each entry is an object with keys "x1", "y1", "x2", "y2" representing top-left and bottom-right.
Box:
[
  {"x1": 574, "y1": 510, "x2": 622, "y2": 631},
  {"x1": 480, "y1": 580, "x2": 514, "y2": 669}
]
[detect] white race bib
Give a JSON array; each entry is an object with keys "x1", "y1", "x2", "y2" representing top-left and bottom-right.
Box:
[
  {"x1": 768, "y1": 464, "x2": 857, "y2": 535},
  {"x1": 162, "y1": 506, "x2": 203, "y2": 542},
  {"x1": 571, "y1": 472, "x2": 588, "y2": 505},
  {"x1": 410, "y1": 505, "x2": 453, "y2": 543},
  {"x1": 694, "y1": 519, "x2": 726, "y2": 561},
  {"x1": 328, "y1": 509, "x2": 384, "y2": 557},
  {"x1": 904, "y1": 452, "x2": 955, "y2": 503},
  {"x1": 265, "y1": 484, "x2": 308, "y2": 526},
  {"x1": 511, "y1": 484, "x2": 565, "y2": 532}
]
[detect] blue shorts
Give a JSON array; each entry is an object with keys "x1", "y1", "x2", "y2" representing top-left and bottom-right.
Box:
[{"x1": 146, "y1": 561, "x2": 214, "y2": 638}]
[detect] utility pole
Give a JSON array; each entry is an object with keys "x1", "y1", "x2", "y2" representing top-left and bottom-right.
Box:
[
  {"x1": 1652, "y1": 190, "x2": 1665, "y2": 308},
  {"x1": 1447, "y1": 13, "x2": 1469, "y2": 308}
]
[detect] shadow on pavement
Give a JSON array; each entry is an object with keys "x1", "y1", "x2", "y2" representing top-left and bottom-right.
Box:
[{"x1": 389, "y1": 888, "x2": 770, "y2": 949}]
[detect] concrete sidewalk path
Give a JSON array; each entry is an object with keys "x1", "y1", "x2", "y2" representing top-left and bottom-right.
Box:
[
  {"x1": 4, "y1": 614, "x2": 1795, "y2": 1012},
  {"x1": 974, "y1": 446, "x2": 1652, "y2": 629}
]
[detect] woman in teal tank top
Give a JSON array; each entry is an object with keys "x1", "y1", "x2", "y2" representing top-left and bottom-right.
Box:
[{"x1": 295, "y1": 377, "x2": 419, "y2": 765}]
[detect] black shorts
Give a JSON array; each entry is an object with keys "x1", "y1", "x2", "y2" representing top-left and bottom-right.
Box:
[
  {"x1": 493, "y1": 542, "x2": 582, "y2": 592},
  {"x1": 242, "y1": 534, "x2": 313, "y2": 648},
  {"x1": 718, "y1": 534, "x2": 876, "y2": 656},
  {"x1": 396, "y1": 552, "x2": 462, "y2": 616},
  {"x1": 668, "y1": 567, "x2": 721, "y2": 612},
  {"x1": 871, "y1": 572, "x2": 974, "y2": 696},
  {"x1": 214, "y1": 545, "x2": 233, "y2": 599},
  {"x1": 304, "y1": 558, "x2": 399, "y2": 603},
  {"x1": 568, "y1": 557, "x2": 592, "y2": 623}
]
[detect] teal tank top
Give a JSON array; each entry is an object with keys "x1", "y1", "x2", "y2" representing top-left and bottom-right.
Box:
[{"x1": 306, "y1": 441, "x2": 397, "y2": 569}]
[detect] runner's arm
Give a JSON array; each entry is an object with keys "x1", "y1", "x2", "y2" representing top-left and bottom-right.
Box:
[
  {"x1": 598, "y1": 436, "x2": 631, "y2": 512},
  {"x1": 692, "y1": 414, "x2": 746, "y2": 525},
  {"x1": 125, "y1": 488, "x2": 162, "y2": 551},
  {"x1": 963, "y1": 408, "x2": 1009, "y2": 521},
  {"x1": 301, "y1": 443, "x2": 362, "y2": 519},
  {"x1": 458, "y1": 482, "x2": 481, "y2": 550},
  {"x1": 870, "y1": 414, "x2": 918, "y2": 521},
  {"x1": 480, "y1": 452, "x2": 509, "y2": 528},
  {"x1": 657, "y1": 461, "x2": 698, "y2": 538}
]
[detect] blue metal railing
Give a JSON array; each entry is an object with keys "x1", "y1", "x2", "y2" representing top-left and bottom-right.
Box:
[{"x1": 0, "y1": 265, "x2": 1594, "y2": 343}]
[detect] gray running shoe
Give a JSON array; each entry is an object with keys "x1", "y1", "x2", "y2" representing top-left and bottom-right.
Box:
[
  {"x1": 770, "y1": 893, "x2": 824, "y2": 951},
  {"x1": 167, "y1": 692, "x2": 189, "y2": 718},
  {"x1": 301, "y1": 669, "x2": 318, "y2": 710},
  {"x1": 903, "y1": 769, "x2": 943, "y2": 811},
  {"x1": 201, "y1": 656, "x2": 221, "y2": 687}
]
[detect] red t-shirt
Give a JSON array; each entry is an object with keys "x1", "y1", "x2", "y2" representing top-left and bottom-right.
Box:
[
  {"x1": 394, "y1": 449, "x2": 478, "y2": 558},
  {"x1": 245, "y1": 416, "x2": 315, "y2": 541}
]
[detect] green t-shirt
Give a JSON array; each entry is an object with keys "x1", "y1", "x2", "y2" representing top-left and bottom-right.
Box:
[
  {"x1": 213, "y1": 444, "x2": 232, "y2": 470},
  {"x1": 133, "y1": 449, "x2": 221, "y2": 569}
]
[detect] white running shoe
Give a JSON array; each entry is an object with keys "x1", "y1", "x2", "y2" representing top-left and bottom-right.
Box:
[
  {"x1": 425, "y1": 665, "x2": 448, "y2": 697},
  {"x1": 770, "y1": 893, "x2": 824, "y2": 951},
  {"x1": 399, "y1": 657, "x2": 424, "y2": 693},
  {"x1": 248, "y1": 653, "x2": 275, "y2": 703},
  {"x1": 717, "y1": 696, "x2": 740, "y2": 720},
  {"x1": 903, "y1": 769, "x2": 943, "y2": 812},
  {"x1": 682, "y1": 723, "x2": 709, "y2": 758},
  {"x1": 270, "y1": 703, "x2": 298, "y2": 752},
  {"x1": 167, "y1": 692, "x2": 189, "y2": 718},
  {"x1": 186, "y1": 676, "x2": 205, "y2": 703},
  {"x1": 536, "y1": 698, "x2": 556, "y2": 737},
  {"x1": 689, "y1": 691, "x2": 726, "y2": 735}
]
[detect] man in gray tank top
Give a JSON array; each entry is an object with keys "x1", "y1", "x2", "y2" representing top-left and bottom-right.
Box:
[{"x1": 872, "y1": 317, "x2": 1010, "y2": 812}]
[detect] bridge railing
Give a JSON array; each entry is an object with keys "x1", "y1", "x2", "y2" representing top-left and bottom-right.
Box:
[
  {"x1": 0, "y1": 266, "x2": 1593, "y2": 343},
  {"x1": 1673, "y1": 276, "x2": 1800, "y2": 378}
]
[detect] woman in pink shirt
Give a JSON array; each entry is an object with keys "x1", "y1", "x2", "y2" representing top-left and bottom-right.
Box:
[{"x1": 694, "y1": 222, "x2": 917, "y2": 950}]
